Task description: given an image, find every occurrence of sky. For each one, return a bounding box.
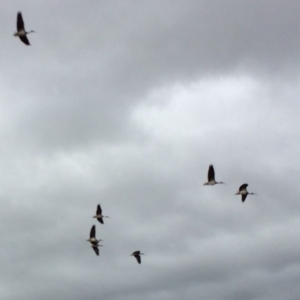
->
[1,1,300,299]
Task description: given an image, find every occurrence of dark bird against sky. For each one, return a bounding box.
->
[93,204,110,224]
[131,251,144,264]
[86,225,102,245]
[203,165,224,186]
[235,184,256,202]
[14,12,35,45]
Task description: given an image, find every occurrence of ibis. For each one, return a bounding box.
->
[204,165,224,185]
[235,184,256,202]
[86,225,102,246]
[14,12,35,45]
[93,204,110,224]
[131,251,144,264]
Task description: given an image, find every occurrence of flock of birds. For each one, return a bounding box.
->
[87,204,144,263]
[13,11,146,264]
[204,165,256,202]
[13,12,256,263]
[85,164,255,260]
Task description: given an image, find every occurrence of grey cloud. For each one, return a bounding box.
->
[1,1,300,300]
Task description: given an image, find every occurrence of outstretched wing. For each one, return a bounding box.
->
[134,254,141,264]
[239,184,248,192]
[97,217,104,224]
[90,225,96,238]
[242,194,247,202]
[19,35,30,45]
[92,245,99,256]
[17,12,25,31]
[208,165,215,182]
[96,204,102,215]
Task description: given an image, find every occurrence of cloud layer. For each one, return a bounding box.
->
[1,1,300,300]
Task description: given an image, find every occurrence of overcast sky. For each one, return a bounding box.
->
[1,1,300,299]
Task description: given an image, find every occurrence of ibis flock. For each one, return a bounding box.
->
[87,204,146,263]
[205,165,256,202]
[13,12,257,263]
[87,166,255,260]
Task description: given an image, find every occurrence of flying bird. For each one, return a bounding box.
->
[203,165,224,185]
[86,225,102,245]
[93,204,110,224]
[235,184,256,202]
[131,251,144,264]
[14,12,35,45]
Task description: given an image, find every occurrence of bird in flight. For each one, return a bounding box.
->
[235,184,256,202]
[86,225,103,245]
[14,12,35,45]
[203,165,224,185]
[93,204,110,224]
[131,251,144,264]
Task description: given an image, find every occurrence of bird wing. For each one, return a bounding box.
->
[19,35,30,45]
[92,246,99,256]
[97,217,104,224]
[17,12,25,31]
[208,165,215,181]
[97,204,102,215]
[134,254,141,264]
[90,225,96,238]
[239,184,248,191]
[242,194,247,202]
